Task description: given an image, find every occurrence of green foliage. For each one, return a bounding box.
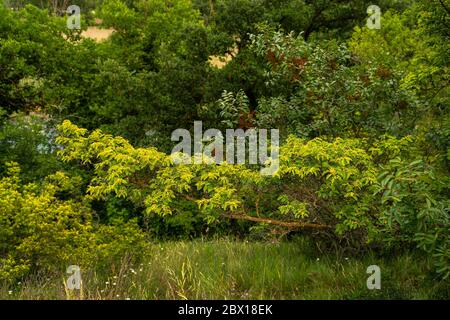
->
[217,90,251,128]
[247,25,425,139]
[0,162,147,282]
[56,120,449,278]
[201,0,405,44]
[349,5,449,159]
[278,136,379,235]
[1,0,449,284]
[374,158,449,278]
[0,113,60,181]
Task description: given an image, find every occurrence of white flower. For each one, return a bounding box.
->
[8,291,12,295]
[316,258,320,261]
[113,282,116,286]
[105,281,110,285]
[126,298,131,300]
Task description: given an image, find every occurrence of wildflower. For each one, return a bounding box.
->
[113,282,117,286]
[8,291,12,295]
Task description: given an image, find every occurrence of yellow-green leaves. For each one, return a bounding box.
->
[57,120,170,203]
[278,195,309,219]
[0,161,148,282]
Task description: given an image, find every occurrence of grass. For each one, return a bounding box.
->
[1,238,448,300]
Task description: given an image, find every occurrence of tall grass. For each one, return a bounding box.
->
[1,238,448,300]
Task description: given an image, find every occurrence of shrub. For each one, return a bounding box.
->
[374,158,449,279]
[0,162,148,282]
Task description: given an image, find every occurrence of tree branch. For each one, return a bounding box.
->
[223,213,331,230]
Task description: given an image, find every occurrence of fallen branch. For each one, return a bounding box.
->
[182,194,331,230]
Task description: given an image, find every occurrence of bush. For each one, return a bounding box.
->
[0,162,148,282]
[0,113,61,181]
[374,158,449,279]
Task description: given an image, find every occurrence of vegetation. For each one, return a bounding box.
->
[0,0,448,299]
[2,239,449,300]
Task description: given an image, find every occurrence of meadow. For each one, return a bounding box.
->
[1,239,448,300]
